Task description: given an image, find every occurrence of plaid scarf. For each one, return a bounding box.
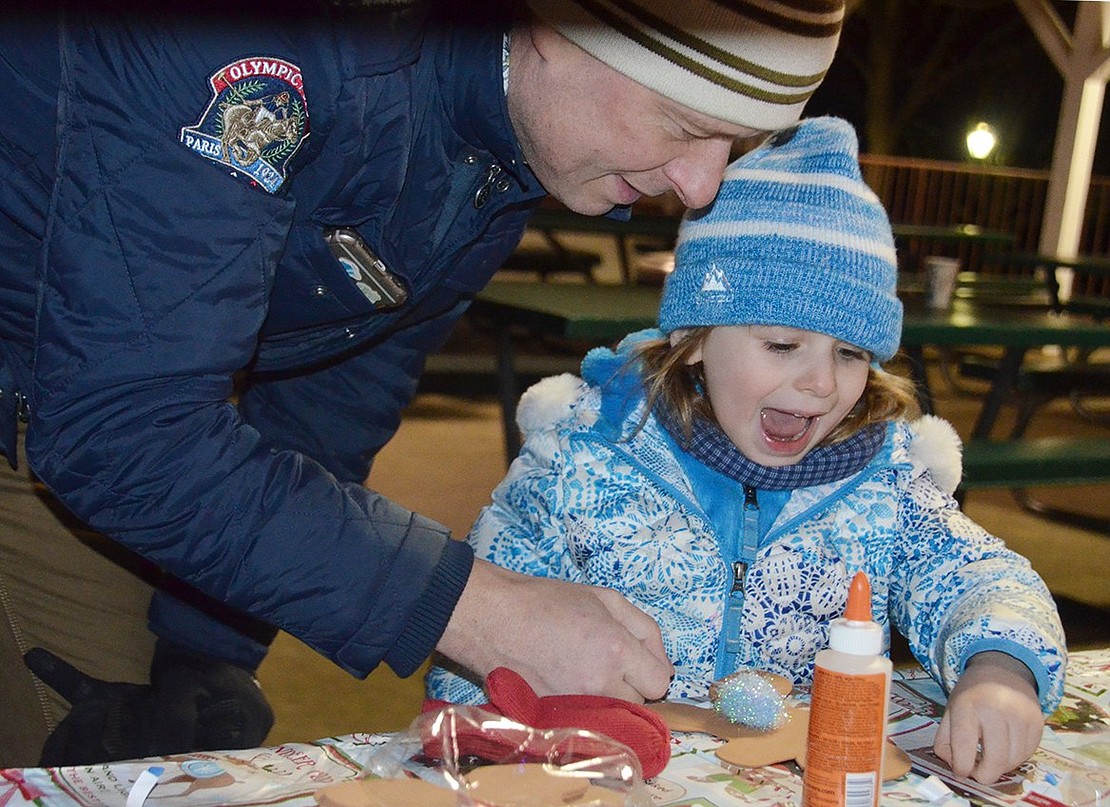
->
[656,405,886,491]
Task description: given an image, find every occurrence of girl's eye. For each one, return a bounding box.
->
[765,342,796,354]
[838,347,868,361]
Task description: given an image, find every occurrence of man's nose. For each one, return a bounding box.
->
[663,138,733,210]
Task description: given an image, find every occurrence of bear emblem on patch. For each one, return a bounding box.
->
[179,56,309,193]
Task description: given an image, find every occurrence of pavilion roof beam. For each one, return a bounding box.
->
[1014,0,1110,289]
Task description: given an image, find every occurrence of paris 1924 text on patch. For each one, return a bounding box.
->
[179,56,309,193]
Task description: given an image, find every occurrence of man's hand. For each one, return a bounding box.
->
[933,651,1044,784]
[25,642,274,766]
[437,560,673,702]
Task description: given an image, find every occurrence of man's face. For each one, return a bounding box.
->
[508,23,761,216]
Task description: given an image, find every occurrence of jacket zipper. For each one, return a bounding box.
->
[719,484,760,678]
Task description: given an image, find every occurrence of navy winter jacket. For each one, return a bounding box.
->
[0,2,543,676]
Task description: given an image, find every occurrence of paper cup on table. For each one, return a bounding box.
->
[924,256,960,309]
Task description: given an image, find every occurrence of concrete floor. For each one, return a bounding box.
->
[255,340,1110,746]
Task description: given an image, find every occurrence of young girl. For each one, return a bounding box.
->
[427,117,1066,784]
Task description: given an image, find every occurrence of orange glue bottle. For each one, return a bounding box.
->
[802,571,891,807]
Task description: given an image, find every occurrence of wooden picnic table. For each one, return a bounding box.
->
[981,251,1110,318]
[523,207,681,283]
[526,216,1016,252]
[891,222,1016,247]
[521,212,1020,282]
[891,223,1017,276]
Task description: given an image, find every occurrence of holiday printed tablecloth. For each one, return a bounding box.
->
[3,649,1107,807]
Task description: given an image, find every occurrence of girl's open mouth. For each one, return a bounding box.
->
[761,408,816,447]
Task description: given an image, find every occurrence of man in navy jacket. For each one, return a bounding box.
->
[0,0,844,764]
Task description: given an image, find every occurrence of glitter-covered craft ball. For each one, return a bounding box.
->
[713,671,789,731]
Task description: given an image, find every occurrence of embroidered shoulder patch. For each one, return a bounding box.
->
[179,56,309,193]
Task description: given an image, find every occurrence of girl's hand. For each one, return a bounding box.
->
[933,651,1044,783]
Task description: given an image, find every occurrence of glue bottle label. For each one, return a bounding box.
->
[803,667,887,807]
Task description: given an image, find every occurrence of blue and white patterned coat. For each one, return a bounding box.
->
[427,331,1066,712]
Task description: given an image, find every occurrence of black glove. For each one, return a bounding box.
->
[24,641,275,766]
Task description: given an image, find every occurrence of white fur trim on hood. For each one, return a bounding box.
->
[908,414,964,495]
[516,373,583,437]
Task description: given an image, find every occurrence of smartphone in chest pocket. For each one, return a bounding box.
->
[324,227,408,310]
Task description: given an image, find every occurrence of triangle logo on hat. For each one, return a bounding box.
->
[701,264,729,293]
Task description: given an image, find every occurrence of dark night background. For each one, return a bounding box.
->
[802,0,1110,175]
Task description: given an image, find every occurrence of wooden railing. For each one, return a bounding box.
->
[859,154,1110,281]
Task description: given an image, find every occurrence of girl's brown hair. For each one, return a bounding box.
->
[634,328,920,446]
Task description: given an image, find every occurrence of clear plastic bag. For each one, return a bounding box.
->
[1054,762,1108,807]
[359,704,651,806]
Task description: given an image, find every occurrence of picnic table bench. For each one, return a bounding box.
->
[959,437,1110,532]
[960,437,1110,488]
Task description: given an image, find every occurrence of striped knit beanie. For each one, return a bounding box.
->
[658,116,902,362]
[524,0,845,129]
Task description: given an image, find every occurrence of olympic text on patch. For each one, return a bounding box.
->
[180,57,309,193]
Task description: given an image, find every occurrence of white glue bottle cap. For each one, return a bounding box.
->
[829,572,883,656]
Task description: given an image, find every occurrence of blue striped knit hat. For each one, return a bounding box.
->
[658,116,902,362]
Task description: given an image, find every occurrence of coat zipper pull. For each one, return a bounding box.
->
[473,163,509,209]
[731,560,747,593]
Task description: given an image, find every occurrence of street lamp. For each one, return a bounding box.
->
[966,122,997,161]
